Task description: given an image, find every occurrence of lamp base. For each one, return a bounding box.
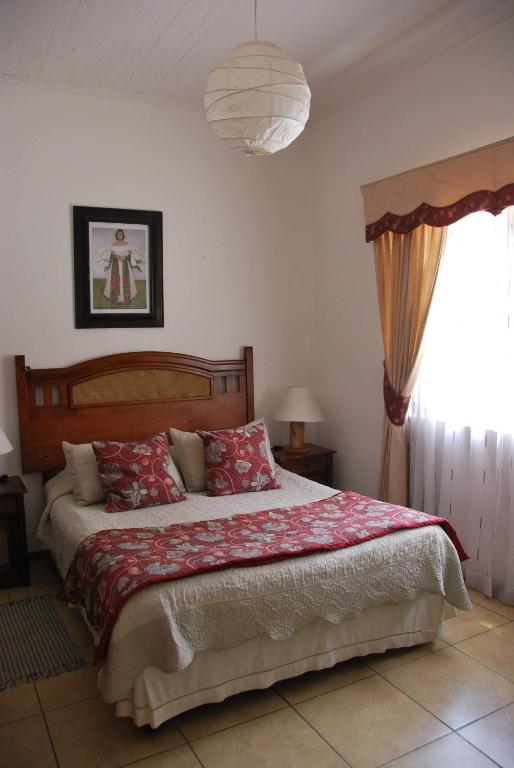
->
[284,421,308,453]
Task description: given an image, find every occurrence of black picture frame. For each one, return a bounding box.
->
[73,206,163,328]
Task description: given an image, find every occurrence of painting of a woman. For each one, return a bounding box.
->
[103,228,142,306]
[75,206,162,327]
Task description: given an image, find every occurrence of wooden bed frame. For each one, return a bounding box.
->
[15,347,254,474]
[14,346,458,729]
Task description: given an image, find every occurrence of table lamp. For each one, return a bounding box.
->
[0,427,13,483]
[273,386,324,453]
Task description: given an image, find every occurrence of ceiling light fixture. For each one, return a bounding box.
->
[204,0,311,156]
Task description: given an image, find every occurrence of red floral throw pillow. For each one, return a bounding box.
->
[197,424,281,496]
[92,433,186,512]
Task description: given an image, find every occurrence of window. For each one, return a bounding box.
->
[410,207,514,602]
[415,206,514,433]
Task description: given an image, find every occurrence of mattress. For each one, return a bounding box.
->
[40,468,471,705]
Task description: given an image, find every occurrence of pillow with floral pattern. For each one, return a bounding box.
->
[197,425,281,496]
[92,433,186,512]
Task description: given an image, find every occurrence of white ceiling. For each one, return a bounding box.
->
[1,0,512,112]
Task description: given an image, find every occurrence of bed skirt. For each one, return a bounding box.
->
[110,591,450,727]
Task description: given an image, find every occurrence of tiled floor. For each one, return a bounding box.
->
[1,564,514,768]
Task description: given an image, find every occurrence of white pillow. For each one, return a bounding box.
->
[170,418,276,494]
[63,441,105,506]
[63,440,185,505]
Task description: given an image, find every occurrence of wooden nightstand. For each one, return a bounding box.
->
[0,476,29,588]
[272,444,336,486]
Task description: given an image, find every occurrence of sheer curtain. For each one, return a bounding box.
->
[410,206,514,604]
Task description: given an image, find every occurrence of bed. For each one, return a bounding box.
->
[15,347,471,728]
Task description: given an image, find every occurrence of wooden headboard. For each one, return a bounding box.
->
[15,348,254,474]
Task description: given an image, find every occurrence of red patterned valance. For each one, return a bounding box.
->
[361,136,514,243]
[383,365,410,427]
[366,183,514,242]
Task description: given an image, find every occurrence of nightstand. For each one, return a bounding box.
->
[272,444,336,486]
[0,476,29,587]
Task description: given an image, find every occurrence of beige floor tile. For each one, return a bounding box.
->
[440,604,509,644]
[57,606,94,646]
[46,696,184,768]
[365,639,447,673]
[0,682,40,726]
[36,666,99,711]
[177,688,287,740]
[383,646,514,728]
[78,643,96,665]
[385,732,498,767]
[457,622,514,681]
[460,702,514,767]
[54,597,78,614]
[192,707,349,768]
[296,675,448,768]
[468,589,514,620]
[0,713,57,767]
[276,658,375,704]
[29,559,62,586]
[125,744,203,767]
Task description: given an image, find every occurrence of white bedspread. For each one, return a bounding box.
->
[39,469,471,701]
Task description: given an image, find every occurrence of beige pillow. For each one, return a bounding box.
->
[170,428,206,492]
[170,418,275,493]
[62,441,105,506]
[64,440,185,505]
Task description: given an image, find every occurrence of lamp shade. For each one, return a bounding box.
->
[0,428,13,456]
[204,41,311,156]
[273,387,324,423]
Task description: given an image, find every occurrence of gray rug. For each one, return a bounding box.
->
[0,595,85,689]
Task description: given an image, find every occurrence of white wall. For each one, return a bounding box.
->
[310,19,514,497]
[0,82,316,549]
[3,17,514,549]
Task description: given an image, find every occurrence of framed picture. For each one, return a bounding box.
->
[73,206,163,328]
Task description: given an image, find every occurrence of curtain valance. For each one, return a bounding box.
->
[361,136,514,242]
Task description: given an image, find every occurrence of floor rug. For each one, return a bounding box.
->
[0,595,85,688]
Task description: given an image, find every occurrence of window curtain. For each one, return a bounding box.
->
[374,225,446,504]
[362,135,514,505]
[411,207,514,603]
[411,418,514,604]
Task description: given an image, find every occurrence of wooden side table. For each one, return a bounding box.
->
[0,476,29,587]
[272,444,336,486]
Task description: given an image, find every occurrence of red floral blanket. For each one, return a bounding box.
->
[59,491,467,662]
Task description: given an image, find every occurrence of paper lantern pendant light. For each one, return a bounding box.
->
[204,13,310,157]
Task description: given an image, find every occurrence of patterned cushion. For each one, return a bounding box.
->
[170,419,276,493]
[92,433,186,512]
[197,424,281,496]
